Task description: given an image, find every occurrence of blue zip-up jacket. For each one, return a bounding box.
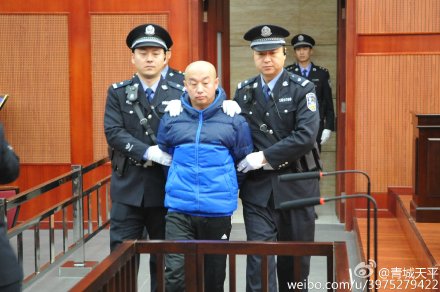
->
[157,87,253,217]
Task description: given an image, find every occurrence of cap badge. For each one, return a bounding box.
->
[261,26,272,37]
[298,35,304,41]
[145,25,155,36]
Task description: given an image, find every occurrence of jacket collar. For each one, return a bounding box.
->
[181,87,226,119]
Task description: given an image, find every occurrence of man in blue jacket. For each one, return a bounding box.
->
[156,60,253,292]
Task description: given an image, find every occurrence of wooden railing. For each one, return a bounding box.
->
[71,240,351,292]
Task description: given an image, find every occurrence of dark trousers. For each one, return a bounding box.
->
[110,202,167,292]
[242,200,315,292]
[316,121,324,152]
[164,212,232,292]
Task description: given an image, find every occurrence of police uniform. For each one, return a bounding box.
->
[235,25,321,292]
[286,34,335,150]
[162,66,184,85]
[0,124,23,292]
[104,23,184,292]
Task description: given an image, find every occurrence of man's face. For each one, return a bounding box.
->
[131,47,166,79]
[253,47,286,81]
[184,62,219,110]
[294,46,313,63]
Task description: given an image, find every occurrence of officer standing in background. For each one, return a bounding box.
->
[0,123,23,292]
[234,25,322,291]
[162,48,184,85]
[286,34,335,151]
[104,23,184,291]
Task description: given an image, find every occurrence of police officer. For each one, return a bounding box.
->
[162,48,184,85]
[234,24,322,292]
[0,123,23,292]
[104,23,185,291]
[286,34,335,151]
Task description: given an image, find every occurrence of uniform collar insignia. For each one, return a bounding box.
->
[282,81,288,86]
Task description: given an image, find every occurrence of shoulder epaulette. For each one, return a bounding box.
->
[289,74,310,87]
[237,76,258,90]
[285,64,295,71]
[112,79,132,89]
[166,80,186,91]
[173,69,184,75]
[317,65,329,72]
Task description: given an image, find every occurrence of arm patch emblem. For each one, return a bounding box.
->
[306,93,317,112]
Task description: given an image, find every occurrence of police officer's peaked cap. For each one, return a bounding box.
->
[291,34,315,49]
[243,24,290,52]
[126,24,173,51]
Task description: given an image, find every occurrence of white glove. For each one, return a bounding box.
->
[222,100,241,117]
[320,129,332,145]
[146,145,172,166]
[164,99,183,117]
[237,151,267,173]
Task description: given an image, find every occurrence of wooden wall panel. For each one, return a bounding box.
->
[358,34,440,55]
[91,14,170,160]
[355,55,440,192]
[357,0,440,34]
[0,0,200,221]
[0,14,71,163]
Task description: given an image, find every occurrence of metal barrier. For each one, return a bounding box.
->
[0,157,111,288]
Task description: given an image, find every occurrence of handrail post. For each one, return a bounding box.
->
[59,164,98,277]
[0,198,6,227]
[72,164,85,265]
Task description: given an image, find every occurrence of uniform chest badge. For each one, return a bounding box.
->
[306,93,317,112]
[279,97,292,103]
